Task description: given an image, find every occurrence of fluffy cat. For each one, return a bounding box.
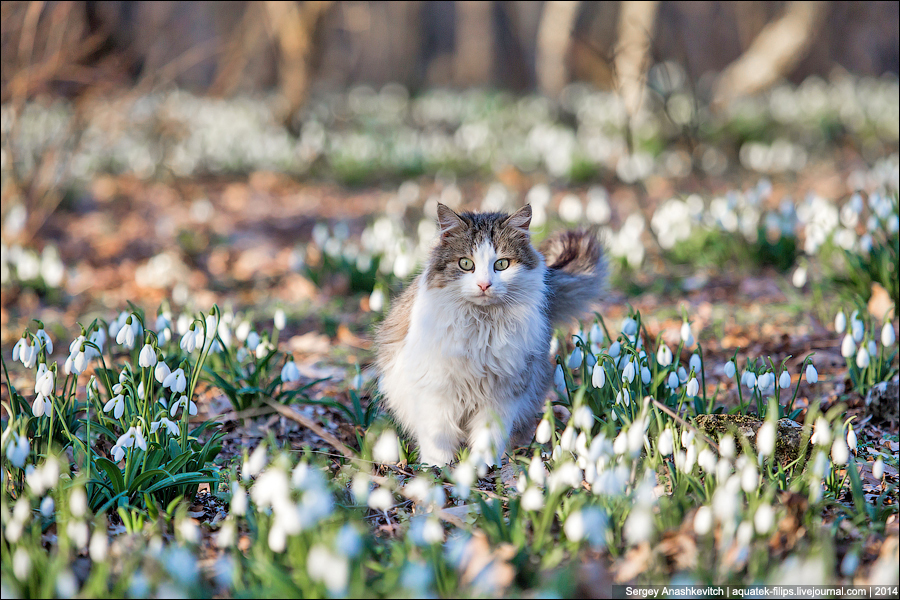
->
[375,203,606,466]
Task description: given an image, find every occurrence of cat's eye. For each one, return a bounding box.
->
[494,258,510,271]
[459,257,475,271]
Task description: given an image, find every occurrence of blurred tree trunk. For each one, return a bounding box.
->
[614,0,659,117]
[264,0,333,119]
[535,0,580,98]
[454,0,493,86]
[712,1,828,109]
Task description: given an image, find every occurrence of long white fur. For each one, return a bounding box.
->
[379,241,552,465]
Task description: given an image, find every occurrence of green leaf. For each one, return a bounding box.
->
[94,457,125,493]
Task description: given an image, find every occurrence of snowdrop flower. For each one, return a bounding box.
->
[35,365,55,397]
[65,343,88,375]
[689,353,702,374]
[779,370,791,389]
[535,418,552,444]
[622,317,638,336]
[831,435,849,466]
[757,421,776,458]
[658,428,674,456]
[683,444,697,474]
[35,329,53,354]
[573,405,594,431]
[138,344,157,368]
[847,425,857,454]
[155,361,171,384]
[680,321,694,347]
[13,335,33,365]
[741,462,758,492]
[554,364,566,395]
[873,458,884,480]
[307,545,349,595]
[32,394,52,418]
[281,360,300,383]
[567,346,584,369]
[112,427,147,461]
[720,435,736,460]
[163,368,187,394]
[656,344,673,367]
[624,504,654,545]
[882,323,896,347]
[560,425,577,452]
[169,395,198,418]
[274,309,286,330]
[622,360,636,383]
[850,316,864,343]
[103,394,126,420]
[841,334,856,358]
[686,377,700,397]
[521,486,544,511]
[698,448,717,474]
[89,529,109,562]
[855,346,870,369]
[805,363,818,384]
[255,339,274,360]
[230,483,248,516]
[373,430,400,464]
[615,388,630,406]
[742,371,757,390]
[368,487,394,511]
[180,325,200,353]
[867,339,877,358]
[640,365,651,385]
[9,433,30,468]
[693,506,713,536]
[150,417,180,436]
[243,445,267,480]
[810,417,831,447]
[592,364,606,388]
[608,341,621,357]
[666,371,679,389]
[724,360,736,378]
[834,311,846,334]
[677,366,688,383]
[590,322,604,344]
[754,504,775,534]
[69,487,87,518]
[116,316,139,349]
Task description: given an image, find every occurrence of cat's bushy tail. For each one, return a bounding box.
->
[540,230,607,326]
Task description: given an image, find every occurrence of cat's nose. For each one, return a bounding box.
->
[477,281,492,292]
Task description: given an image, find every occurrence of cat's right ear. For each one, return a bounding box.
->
[437,203,465,239]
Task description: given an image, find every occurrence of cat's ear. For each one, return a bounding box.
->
[437,203,465,239]
[502,204,532,233]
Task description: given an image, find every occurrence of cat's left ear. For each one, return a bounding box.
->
[502,204,532,234]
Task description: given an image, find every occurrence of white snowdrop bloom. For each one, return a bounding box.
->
[855,346,870,369]
[204,313,220,344]
[693,506,713,536]
[666,371,679,389]
[111,427,146,462]
[834,311,847,334]
[230,484,248,516]
[589,322,604,345]
[681,429,695,448]
[867,339,877,358]
[564,509,586,542]
[850,317,864,343]
[741,462,758,493]
[243,445,267,480]
[613,430,628,456]
[698,448,716,474]
[621,317,638,336]
[169,395,197,418]
[779,370,791,389]
[608,341,621,357]
[560,425,577,453]
[69,487,87,518]
[527,454,546,485]
[757,421,776,458]
[274,309,286,331]
[116,317,139,349]
[520,486,544,511]
[138,344,157,368]
[680,321,694,346]
[757,372,774,392]
[683,444,697,474]
[882,323,896,347]
[373,430,400,464]
[792,265,807,288]
[624,504,654,545]
[12,336,31,365]
[640,365,651,385]
[154,361,171,384]
[368,288,385,312]
[719,434,736,460]
[40,496,55,518]
[689,353,702,374]
[724,360,736,379]
[656,344,673,367]
[592,364,606,389]
[150,417,180,437]
[622,360,636,383]
[452,460,476,499]
[754,503,775,534]
[34,366,54,397]
[658,428,674,456]
[103,394,126,420]
[367,487,394,511]
[280,360,300,383]
[245,331,260,351]
[831,435,849,466]
[89,529,109,562]
[742,371,757,389]
[178,518,200,544]
[677,366,688,383]
[686,377,700,397]
[535,418,552,444]
[615,388,630,406]
[13,547,31,580]
[66,344,88,375]
[567,346,584,369]
[573,405,594,431]
[810,417,831,447]
[805,363,818,384]
[163,368,187,394]
[32,393,52,418]
[307,545,349,595]
[256,339,275,360]
[873,458,884,480]
[554,364,567,396]
[180,326,200,353]
[841,425,857,459]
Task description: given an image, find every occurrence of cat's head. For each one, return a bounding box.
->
[425,204,542,305]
